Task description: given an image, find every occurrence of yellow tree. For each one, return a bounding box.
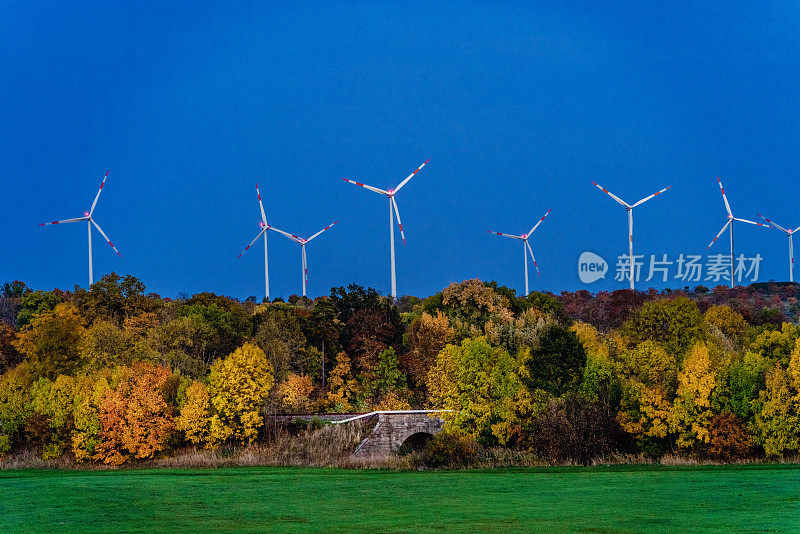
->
[177,381,215,448]
[669,343,716,452]
[207,343,274,444]
[326,352,357,411]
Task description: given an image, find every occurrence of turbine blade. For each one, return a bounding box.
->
[392,197,406,244]
[756,214,789,233]
[734,217,768,227]
[631,185,671,208]
[527,209,552,237]
[487,231,523,240]
[256,183,267,224]
[237,227,267,258]
[707,220,732,249]
[306,220,339,242]
[394,159,430,192]
[717,177,733,216]
[39,217,87,226]
[526,240,540,274]
[89,170,109,216]
[268,226,304,243]
[591,181,630,207]
[90,219,121,256]
[341,178,389,195]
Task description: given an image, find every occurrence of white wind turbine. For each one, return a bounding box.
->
[237,183,272,301]
[487,209,551,296]
[592,181,670,290]
[270,221,339,297]
[342,159,429,300]
[756,214,800,283]
[707,177,767,288]
[39,171,121,287]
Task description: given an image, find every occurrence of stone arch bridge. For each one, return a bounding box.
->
[271,410,447,457]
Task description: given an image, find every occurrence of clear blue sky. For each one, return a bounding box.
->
[3,3,800,299]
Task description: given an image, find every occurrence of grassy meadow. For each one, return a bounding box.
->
[1,464,799,532]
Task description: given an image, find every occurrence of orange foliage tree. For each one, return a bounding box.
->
[93,363,174,465]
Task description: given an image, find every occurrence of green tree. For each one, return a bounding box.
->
[523,325,586,396]
[0,363,33,456]
[427,337,524,446]
[16,290,62,328]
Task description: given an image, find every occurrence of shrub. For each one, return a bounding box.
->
[706,413,751,461]
[416,431,483,468]
[528,394,624,465]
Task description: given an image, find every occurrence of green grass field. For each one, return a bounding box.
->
[1,464,799,533]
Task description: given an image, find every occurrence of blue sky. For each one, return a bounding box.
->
[3,2,800,299]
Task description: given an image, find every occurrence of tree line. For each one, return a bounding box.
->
[1,275,799,465]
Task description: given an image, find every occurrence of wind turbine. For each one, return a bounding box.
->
[237,183,271,301]
[487,209,551,296]
[270,221,339,297]
[342,159,429,300]
[707,177,767,288]
[39,171,121,287]
[592,181,670,290]
[756,214,800,283]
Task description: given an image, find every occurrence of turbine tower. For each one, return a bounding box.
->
[756,214,800,283]
[592,181,670,290]
[342,160,429,300]
[487,209,551,296]
[237,183,271,301]
[270,221,339,297]
[39,170,121,287]
[707,177,767,288]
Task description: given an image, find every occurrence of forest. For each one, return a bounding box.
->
[1,274,799,466]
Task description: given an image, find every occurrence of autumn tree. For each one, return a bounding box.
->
[753,340,800,457]
[75,273,149,325]
[14,303,87,378]
[325,352,357,411]
[93,363,175,465]
[176,381,214,447]
[206,343,274,444]
[31,375,78,459]
[669,343,717,453]
[403,311,453,392]
[279,373,315,412]
[622,296,704,356]
[0,323,21,373]
[704,305,749,349]
[71,372,110,461]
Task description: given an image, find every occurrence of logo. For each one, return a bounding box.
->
[578,252,608,283]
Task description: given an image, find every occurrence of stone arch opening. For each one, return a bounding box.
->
[399,432,434,453]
